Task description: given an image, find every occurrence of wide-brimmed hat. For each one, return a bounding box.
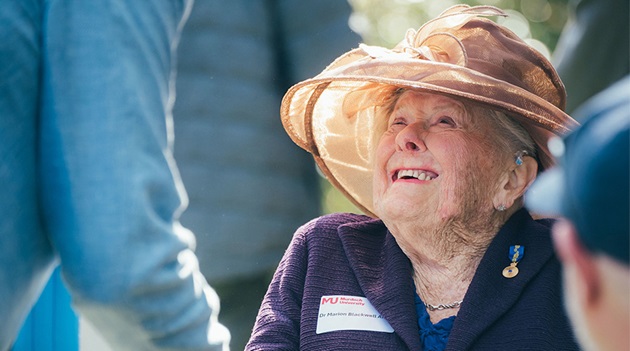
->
[281,4,579,217]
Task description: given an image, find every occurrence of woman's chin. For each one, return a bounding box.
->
[376,197,440,224]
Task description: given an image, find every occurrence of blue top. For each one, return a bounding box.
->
[414,293,456,351]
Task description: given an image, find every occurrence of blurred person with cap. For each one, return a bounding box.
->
[526,75,630,351]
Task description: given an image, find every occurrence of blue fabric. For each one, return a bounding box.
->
[414,293,455,351]
[0,0,229,349]
[13,268,78,351]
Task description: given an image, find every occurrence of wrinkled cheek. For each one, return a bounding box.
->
[372,143,394,202]
[372,177,385,209]
[436,179,461,220]
[372,166,393,216]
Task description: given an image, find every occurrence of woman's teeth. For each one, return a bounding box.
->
[397,169,434,181]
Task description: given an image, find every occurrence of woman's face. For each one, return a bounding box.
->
[372,91,508,226]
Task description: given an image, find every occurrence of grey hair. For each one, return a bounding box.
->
[474,106,538,162]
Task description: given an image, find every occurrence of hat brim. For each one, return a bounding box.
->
[281,53,578,216]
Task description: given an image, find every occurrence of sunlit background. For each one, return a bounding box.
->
[321,0,571,214]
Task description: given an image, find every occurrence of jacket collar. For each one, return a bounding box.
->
[338,218,422,350]
[337,209,554,351]
[447,209,555,350]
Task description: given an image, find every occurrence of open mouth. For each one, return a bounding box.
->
[393,169,439,182]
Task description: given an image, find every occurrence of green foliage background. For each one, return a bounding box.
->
[321,0,571,215]
[348,0,570,50]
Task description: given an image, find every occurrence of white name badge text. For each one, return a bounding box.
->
[316,295,394,334]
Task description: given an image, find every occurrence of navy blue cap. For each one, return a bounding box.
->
[525,76,630,264]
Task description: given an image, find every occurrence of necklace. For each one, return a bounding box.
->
[424,300,463,311]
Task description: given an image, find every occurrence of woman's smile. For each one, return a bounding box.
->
[373,90,500,222]
[392,169,439,182]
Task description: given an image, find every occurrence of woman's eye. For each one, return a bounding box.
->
[437,116,456,126]
[390,118,406,127]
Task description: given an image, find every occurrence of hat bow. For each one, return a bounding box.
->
[359,5,508,67]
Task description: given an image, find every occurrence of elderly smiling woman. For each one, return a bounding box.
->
[246,5,580,351]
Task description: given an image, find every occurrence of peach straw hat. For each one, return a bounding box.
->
[280,4,579,217]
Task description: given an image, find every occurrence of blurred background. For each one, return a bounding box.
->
[21,0,623,350]
[350,0,568,55]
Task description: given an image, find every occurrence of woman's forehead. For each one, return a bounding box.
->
[394,91,465,112]
[392,91,471,122]
[391,90,504,132]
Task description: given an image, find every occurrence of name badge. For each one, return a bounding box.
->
[316,295,394,334]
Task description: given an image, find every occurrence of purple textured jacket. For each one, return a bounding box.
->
[246,209,579,350]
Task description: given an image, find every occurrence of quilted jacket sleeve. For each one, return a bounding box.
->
[245,220,314,350]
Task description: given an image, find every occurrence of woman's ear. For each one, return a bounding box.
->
[493,155,538,210]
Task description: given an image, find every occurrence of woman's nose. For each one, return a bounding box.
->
[395,123,427,152]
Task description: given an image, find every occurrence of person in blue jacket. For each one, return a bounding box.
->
[247,5,581,350]
[0,0,229,349]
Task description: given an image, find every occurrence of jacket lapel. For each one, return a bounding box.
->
[339,219,423,351]
[336,209,554,350]
[446,209,555,350]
